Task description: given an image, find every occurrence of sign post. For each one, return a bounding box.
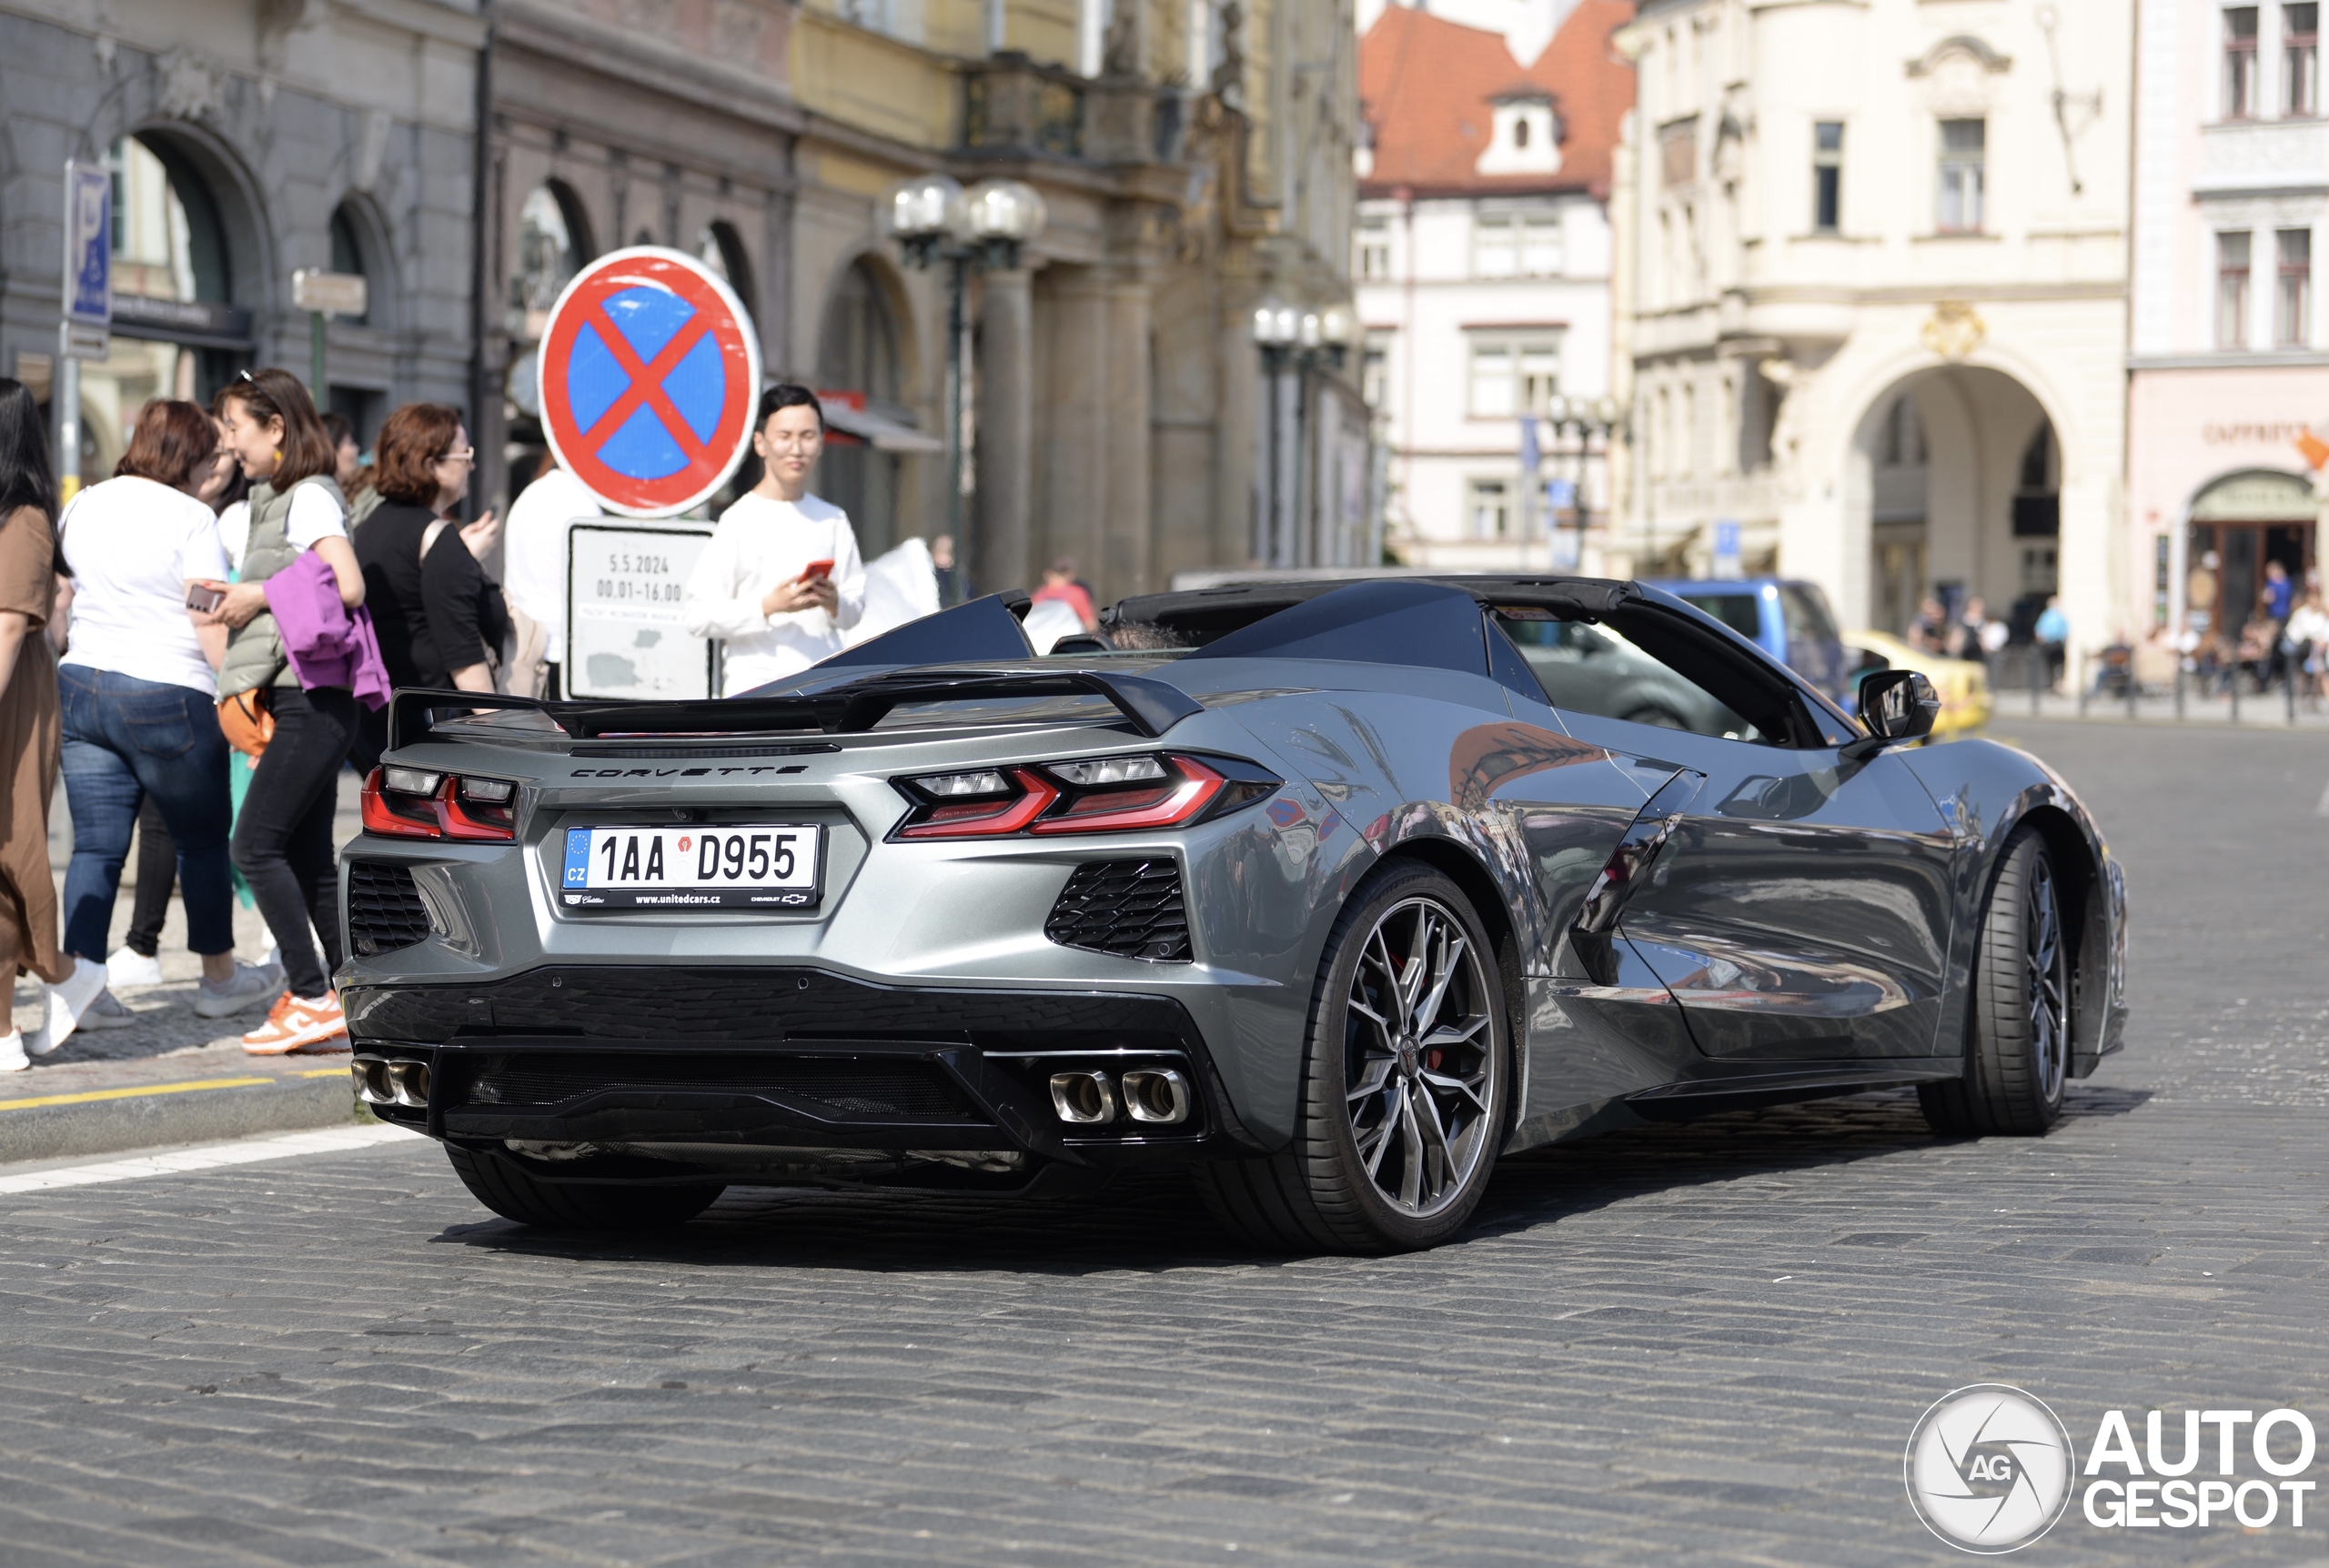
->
[291,268,368,403]
[58,159,112,505]
[535,246,761,697]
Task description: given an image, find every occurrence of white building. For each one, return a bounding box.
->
[2128,0,2328,652]
[1614,0,2131,664]
[1356,0,1634,568]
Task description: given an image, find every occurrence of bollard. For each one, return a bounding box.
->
[2289,661,2299,726]
[2174,660,2185,720]
[2127,658,2139,720]
[2031,649,2042,718]
[2231,668,2241,724]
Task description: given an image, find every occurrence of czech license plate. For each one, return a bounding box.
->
[561,825,822,910]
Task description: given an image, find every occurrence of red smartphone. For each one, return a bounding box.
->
[185,583,227,614]
[795,558,835,584]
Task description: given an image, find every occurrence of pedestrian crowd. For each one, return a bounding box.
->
[0,373,918,1071]
[0,367,524,1070]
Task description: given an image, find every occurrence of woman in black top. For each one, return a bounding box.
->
[349,403,504,772]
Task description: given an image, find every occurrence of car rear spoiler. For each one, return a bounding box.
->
[384,667,1205,751]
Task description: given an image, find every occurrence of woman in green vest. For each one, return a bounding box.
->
[193,369,366,1054]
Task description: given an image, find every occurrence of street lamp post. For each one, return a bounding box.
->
[1249,297,1354,567]
[1537,393,1626,571]
[881,173,1046,595]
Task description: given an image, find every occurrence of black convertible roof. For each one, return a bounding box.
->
[1106,574,1638,644]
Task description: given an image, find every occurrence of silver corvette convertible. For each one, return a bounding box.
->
[340,577,2128,1253]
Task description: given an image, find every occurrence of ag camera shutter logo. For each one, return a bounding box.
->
[1905,1384,2075,1553]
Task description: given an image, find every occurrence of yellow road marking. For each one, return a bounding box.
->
[0,1067,351,1111]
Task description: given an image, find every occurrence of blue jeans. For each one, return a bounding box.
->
[59,666,236,961]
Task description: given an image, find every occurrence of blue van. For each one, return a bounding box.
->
[1641,578,1850,703]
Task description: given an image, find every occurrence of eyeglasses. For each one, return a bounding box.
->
[436,447,477,465]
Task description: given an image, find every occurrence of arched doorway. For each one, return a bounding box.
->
[2185,469,2315,643]
[1849,366,2060,647]
[66,132,252,474]
[815,256,906,551]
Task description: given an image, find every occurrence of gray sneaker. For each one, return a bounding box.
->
[194,960,287,1019]
[74,990,140,1030]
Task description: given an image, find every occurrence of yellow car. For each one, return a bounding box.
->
[1843,630,1992,741]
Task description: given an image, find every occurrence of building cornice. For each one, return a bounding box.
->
[2129,351,2329,370]
[495,1,804,134]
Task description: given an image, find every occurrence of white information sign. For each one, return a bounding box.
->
[565,521,715,700]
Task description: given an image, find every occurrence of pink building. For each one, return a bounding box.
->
[2131,0,2329,647]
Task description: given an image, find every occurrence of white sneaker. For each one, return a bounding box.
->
[106,947,166,989]
[29,956,108,1057]
[0,1030,26,1071]
[193,960,285,1019]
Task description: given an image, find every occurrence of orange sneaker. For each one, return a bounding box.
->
[241,990,348,1054]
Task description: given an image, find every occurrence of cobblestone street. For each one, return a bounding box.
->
[1,719,2322,1566]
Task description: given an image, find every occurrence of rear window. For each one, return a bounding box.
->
[1777,584,1840,647]
[1677,591,1762,641]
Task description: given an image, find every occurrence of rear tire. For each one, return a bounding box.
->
[1919,828,2072,1137]
[1194,861,1510,1253]
[445,1145,725,1231]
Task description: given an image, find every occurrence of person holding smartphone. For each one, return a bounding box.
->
[681,384,865,697]
[50,398,283,1030]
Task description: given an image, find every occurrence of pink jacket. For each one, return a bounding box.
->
[264,548,394,710]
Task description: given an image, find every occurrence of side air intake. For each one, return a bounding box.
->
[1044,859,1192,962]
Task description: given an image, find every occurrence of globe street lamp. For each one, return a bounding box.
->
[882,173,1047,590]
[1250,295,1356,567]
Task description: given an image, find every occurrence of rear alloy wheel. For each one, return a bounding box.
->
[1919,828,2072,1137]
[1194,861,1509,1253]
[445,1145,725,1231]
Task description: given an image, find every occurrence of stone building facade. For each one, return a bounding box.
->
[0,0,483,472]
[1613,0,2131,667]
[2128,0,2329,650]
[483,0,1360,603]
[1354,0,1632,570]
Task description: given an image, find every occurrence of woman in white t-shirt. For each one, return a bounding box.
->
[681,385,866,697]
[55,399,280,1027]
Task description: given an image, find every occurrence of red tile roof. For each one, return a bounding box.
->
[1358,0,1636,199]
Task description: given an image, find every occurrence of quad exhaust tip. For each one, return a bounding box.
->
[1049,1070,1115,1124]
[1047,1066,1189,1126]
[353,1056,430,1109]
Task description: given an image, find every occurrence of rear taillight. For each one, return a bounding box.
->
[891,753,1275,840]
[359,767,518,842]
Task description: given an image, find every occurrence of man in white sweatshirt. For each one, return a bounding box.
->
[681,384,867,696]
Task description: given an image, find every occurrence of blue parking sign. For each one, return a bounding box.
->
[63,161,110,329]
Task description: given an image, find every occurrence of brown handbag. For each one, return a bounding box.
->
[217,688,275,759]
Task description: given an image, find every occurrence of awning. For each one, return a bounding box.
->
[817,396,943,453]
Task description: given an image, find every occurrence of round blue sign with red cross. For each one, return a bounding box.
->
[538,247,762,518]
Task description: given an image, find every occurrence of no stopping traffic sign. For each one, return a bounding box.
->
[538,247,762,518]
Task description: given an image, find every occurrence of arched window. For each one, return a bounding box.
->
[697,222,757,319]
[818,258,903,404]
[515,182,591,321]
[71,133,241,469]
[815,257,907,550]
[328,202,375,326]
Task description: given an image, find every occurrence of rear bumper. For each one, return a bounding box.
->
[341,965,1269,1180]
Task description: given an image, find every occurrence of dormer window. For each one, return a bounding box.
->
[1477,89,1563,176]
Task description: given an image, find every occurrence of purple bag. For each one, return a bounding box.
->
[264,548,394,710]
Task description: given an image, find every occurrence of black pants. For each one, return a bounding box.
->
[126,796,175,958]
[229,685,359,998]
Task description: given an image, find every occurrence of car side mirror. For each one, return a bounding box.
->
[1846,668,1941,758]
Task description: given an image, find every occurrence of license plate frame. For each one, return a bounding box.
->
[560,823,824,910]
